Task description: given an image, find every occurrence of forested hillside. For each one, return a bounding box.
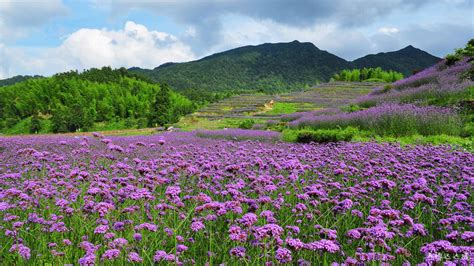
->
[131,41,350,94]
[131,41,441,94]
[0,75,42,87]
[0,67,194,134]
[352,45,441,76]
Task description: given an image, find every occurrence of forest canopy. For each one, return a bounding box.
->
[0,67,195,134]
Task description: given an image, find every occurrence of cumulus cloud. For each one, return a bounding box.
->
[0,21,195,78]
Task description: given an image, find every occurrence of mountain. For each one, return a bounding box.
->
[0,75,43,87]
[131,40,350,93]
[352,45,441,76]
[131,41,441,93]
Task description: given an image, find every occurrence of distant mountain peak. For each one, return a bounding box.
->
[399,45,421,52]
[352,45,441,76]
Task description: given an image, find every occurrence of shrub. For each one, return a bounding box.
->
[295,127,357,143]
[238,119,255,129]
[29,115,41,134]
[382,84,392,93]
[341,104,362,113]
[445,54,461,66]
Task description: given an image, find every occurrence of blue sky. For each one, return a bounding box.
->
[0,0,472,78]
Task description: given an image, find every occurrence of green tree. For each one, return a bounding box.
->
[149,84,172,127]
[29,114,41,133]
[51,108,68,133]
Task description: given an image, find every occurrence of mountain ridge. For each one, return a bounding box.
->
[0,41,441,92]
[130,41,441,93]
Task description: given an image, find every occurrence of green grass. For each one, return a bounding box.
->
[175,117,268,131]
[264,102,298,115]
[90,120,129,132]
[1,117,53,135]
[354,134,474,151]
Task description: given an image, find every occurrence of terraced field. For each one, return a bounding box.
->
[276,82,384,111]
[176,82,384,130]
[195,94,275,119]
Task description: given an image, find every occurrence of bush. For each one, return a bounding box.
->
[445,54,461,66]
[341,104,362,113]
[29,115,41,134]
[295,127,357,143]
[238,119,255,129]
[382,84,392,93]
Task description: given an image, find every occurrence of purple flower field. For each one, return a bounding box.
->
[289,103,462,136]
[0,132,473,265]
[356,57,474,107]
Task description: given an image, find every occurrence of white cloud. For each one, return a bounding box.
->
[378,27,400,35]
[0,21,196,78]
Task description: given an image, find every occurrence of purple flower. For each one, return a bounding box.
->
[108,238,128,249]
[79,254,96,265]
[9,244,31,260]
[346,229,362,239]
[254,224,284,240]
[153,250,175,262]
[305,239,340,253]
[461,231,474,242]
[275,247,292,264]
[101,249,120,261]
[94,225,109,234]
[176,244,188,253]
[135,223,158,232]
[112,221,125,231]
[229,246,246,258]
[191,221,205,232]
[286,237,305,250]
[133,233,142,241]
[165,186,181,197]
[239,213,258,227]
[127,252,143,263]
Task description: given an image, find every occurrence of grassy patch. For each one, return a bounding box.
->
[264,102,298,115]
[175,116,267,131]
[355,134,474,151]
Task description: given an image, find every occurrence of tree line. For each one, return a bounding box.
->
[332,67,404,82]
